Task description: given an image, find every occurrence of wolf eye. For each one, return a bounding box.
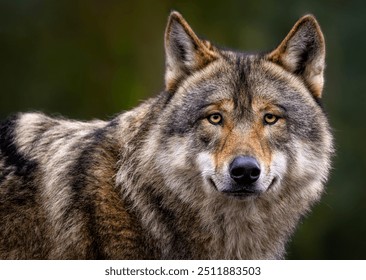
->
[208,113,223,125]
[264,114,279,125]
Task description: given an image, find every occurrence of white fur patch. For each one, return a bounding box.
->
[292,139,322,181]
[265,151,288,192]
[195,152,216,193]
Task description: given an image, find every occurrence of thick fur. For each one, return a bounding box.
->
[0,12,333,259]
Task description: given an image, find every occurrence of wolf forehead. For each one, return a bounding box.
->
[173,54,312,105]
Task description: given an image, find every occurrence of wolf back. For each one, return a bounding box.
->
[0,12,333,259]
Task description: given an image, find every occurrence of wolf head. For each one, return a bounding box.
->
[150,12,332,203]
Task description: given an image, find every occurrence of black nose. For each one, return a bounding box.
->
[229,156,261,185]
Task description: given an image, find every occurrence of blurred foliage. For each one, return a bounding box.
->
[0,0,365,259]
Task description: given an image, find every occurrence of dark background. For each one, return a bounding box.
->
[1,0,365,259]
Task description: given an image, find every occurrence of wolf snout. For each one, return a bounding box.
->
[229,156,261,185]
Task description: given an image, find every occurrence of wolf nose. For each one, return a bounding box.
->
[229,156,261,185]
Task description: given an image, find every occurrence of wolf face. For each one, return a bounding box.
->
[153,12,332,204]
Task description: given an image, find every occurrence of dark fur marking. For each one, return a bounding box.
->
[233,55,253,120]
[148,191,192,258]
[174,38,188,62]
[65,117,132,259]
[66,126,113,259]
[118,187,159,259]
[0,115,38,179]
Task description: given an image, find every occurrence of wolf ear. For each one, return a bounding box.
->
[268,15,326,99]
[164,11,218,91]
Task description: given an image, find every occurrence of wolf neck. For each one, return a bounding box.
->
[115,94,299,260]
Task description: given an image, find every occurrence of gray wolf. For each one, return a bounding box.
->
[0,11,333,259]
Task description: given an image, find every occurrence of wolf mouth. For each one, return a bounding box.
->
[209,177,277,197]
[208,178,258,197]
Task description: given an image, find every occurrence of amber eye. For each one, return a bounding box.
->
[264,114,279,125]
[208,113,223,125]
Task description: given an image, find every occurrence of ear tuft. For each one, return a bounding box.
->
[164,11,217,92]
[268,15,326,99]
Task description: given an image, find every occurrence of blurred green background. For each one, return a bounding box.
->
[1,0,365,259]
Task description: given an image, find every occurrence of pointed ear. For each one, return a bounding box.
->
[268,15,326,99]
[164,11,218,91]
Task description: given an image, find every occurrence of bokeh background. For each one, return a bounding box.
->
[1,0,365,259]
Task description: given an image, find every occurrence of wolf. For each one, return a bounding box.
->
[0,11,333,259]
